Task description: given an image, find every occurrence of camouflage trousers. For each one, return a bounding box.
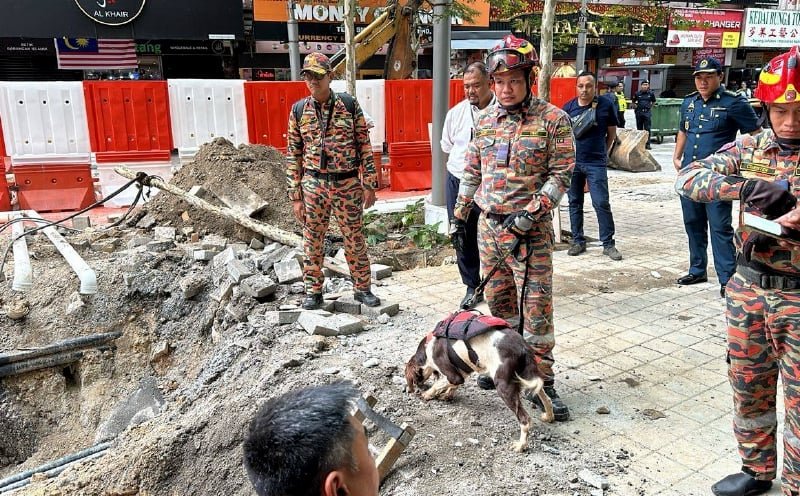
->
[477,214,555,381]
[726,273,800,493]
[300,176,371,294]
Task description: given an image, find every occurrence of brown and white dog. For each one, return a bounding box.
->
[405,326,555,452]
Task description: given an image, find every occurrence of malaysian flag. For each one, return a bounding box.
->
[55,38,138,70]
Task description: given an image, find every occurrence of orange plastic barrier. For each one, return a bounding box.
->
[449,79,463,109]
[245,81,309,149]
[385,80,434,144]
[549,77,577,110]
[13,164,95,212]
[0,170,10,211]
[83,81,173,163]
[0,116,6,159]
[388,141,431,192]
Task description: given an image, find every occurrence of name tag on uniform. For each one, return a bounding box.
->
[476,129,495,138]
[710,107,727,118]
[741,160,776,175]
[520,130,548,138]
[496,142,508,165]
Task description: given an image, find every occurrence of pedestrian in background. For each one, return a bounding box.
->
[675,46,800,496]
[452,35,574,421]
[562,71,622,261]
[672,57,760,297]
[738,81,753,99]
[441,61,496,309]
[243,382,379,496]
[632,80,657,149]
[615,82,627,129]
[287,52,381,310]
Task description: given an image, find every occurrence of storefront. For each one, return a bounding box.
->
[733,7,800,86]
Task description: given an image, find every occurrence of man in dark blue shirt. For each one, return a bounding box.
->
[632,80,657,149]
[563,71,622,261]
[672,57,760,297]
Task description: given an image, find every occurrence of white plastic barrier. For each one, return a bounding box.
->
[167,79,249,159]
[330,80,386,152]
[96,162,173,207]
[0,82,91,165]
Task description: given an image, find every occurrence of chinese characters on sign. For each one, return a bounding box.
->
[667,8,743,48]
[742,8,800,47]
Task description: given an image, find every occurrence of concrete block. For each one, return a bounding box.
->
[361,301,400,318]
[278,308,304,324]
[282,248,305,264]
[72,216,91,230]
[249,238,265,250]
[193,249,216,262]
[210,280,234,303]
[334,296,361,315]
[201,234,227,252]
[242,275,277,298]
[181,226,195,236]
[323,256,350,276]
[127,237,151,249]
[298,312,364,336]
[227,259,255,283]
[153,226,176,240]
[146,240,175,253]
[274,259,303,284]
[136,213,157,229]
[259,244,291,271]
[179,274,206,299]
[213,247,237,268]
[370,263,392,280]
[92,238,120,253]
[229,243,248,255]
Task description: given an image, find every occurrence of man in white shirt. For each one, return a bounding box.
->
[441,61,496,309]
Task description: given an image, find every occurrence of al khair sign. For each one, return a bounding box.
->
[74,0,146,26]
[667,8,743,49]
[742,8,800,48]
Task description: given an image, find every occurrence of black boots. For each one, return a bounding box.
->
[354,290,381,307]
[302,293,323,310]
[460,287,483,309]
[711,472,772,496]
[528,385,570,421]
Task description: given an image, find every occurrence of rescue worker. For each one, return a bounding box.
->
[451,35,575,421]
[673,57,760,298]
[632,80,656,149]
[675,46,800,496]
[287,53,381,310]
[441,61,496,309]
[615,82,627,129]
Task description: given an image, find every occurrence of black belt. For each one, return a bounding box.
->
[304,169,359,181]
[737,264,800,290]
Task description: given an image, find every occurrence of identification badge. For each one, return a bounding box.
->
[496,142,509,165]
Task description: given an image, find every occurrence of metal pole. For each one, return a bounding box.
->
[287,1,301,80]
[575,0,587,74]
[431,0,451,207]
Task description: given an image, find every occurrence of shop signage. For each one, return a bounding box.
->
[0,39,54,55]
[135,40,229,56]
[667,8,743,48]
[74,0,146,26]
[741,8,800,47]
[692,47,726,66]
[609,47,660,66]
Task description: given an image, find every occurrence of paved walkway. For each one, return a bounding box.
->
[380,137,785,495]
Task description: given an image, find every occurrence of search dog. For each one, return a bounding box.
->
[404,312,554,452]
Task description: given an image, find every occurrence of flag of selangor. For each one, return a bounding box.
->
[55,38,138,70]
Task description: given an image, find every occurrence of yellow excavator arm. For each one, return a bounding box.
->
[330,0,422,80]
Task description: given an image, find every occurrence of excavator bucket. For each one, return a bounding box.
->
[609,129,661,172]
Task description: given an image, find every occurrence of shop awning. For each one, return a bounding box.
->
[450,30,509,50]
[451,38,499,50]
[600,64,675,70]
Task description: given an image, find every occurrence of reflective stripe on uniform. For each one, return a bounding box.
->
[734,411,778,431]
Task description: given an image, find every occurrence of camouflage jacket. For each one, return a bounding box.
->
[453,97,575,221]
[675,130,800,275]
[286,92,378,201]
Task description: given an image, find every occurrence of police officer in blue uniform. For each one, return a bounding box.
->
[672,57,761,296]
[632,80,657,149]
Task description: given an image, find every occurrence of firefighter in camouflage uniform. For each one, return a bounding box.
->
[676,46,800,496]
[287,52,381,310]
[451,35,575,421]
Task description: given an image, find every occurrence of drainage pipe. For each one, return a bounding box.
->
[0,442,111,492]
[30,211,97,295]
[0,351,84,379]
[0,331,122,366]
[10,214,31,292]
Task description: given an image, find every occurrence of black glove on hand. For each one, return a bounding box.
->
[502,211,534,238]
[449,219,467,253]
[741,179,797,219]
[742,233,772,263]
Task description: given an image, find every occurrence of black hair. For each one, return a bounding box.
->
[243,382,359,496]
[464,61,489,79]
[576,70,596,82]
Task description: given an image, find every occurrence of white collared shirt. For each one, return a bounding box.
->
[440,94,496,179]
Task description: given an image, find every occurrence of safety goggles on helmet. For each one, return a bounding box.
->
[754,45,800,104]
[486,49,534,74]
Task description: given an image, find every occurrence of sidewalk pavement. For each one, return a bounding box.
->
[380,136,785,495]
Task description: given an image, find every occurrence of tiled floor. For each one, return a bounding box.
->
[380,137,786,495]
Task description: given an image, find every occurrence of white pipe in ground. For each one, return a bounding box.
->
[10,213,32,292]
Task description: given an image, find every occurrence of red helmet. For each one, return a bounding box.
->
[754,46,800,104]
[486,35,539,76]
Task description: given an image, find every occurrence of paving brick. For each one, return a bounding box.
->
[193,249,216,262]
[213,247,237,269]
[210,280,234,303]
[360,301,399,318]
[370,263,392,280]
[242,275,277,298]
[201,234,227,252]
[297,312,363,336]
[282,248,305,264]
[72,216,91,230]
[136,213,157,229]
[274,259,303,284]
[153,226,176,240]
[127,237,151,249]
[278,308,304,324]
[229,243,248,254]
[334,296,361,315]
[259,244,291,272]
[227,258,255,283]
[249,238,265,250]
[146,240,174,252]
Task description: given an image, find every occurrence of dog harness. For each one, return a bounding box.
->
[432,310,512,373]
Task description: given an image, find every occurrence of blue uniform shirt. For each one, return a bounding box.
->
[563,96,616,167]
[679,87,759,166]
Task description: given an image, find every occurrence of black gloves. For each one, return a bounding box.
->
[742,233,772,263]
[502,211,534,238]
[449,219,466,252]
[741,179,797,219]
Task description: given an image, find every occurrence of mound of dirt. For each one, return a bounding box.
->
[131,138,299,241]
